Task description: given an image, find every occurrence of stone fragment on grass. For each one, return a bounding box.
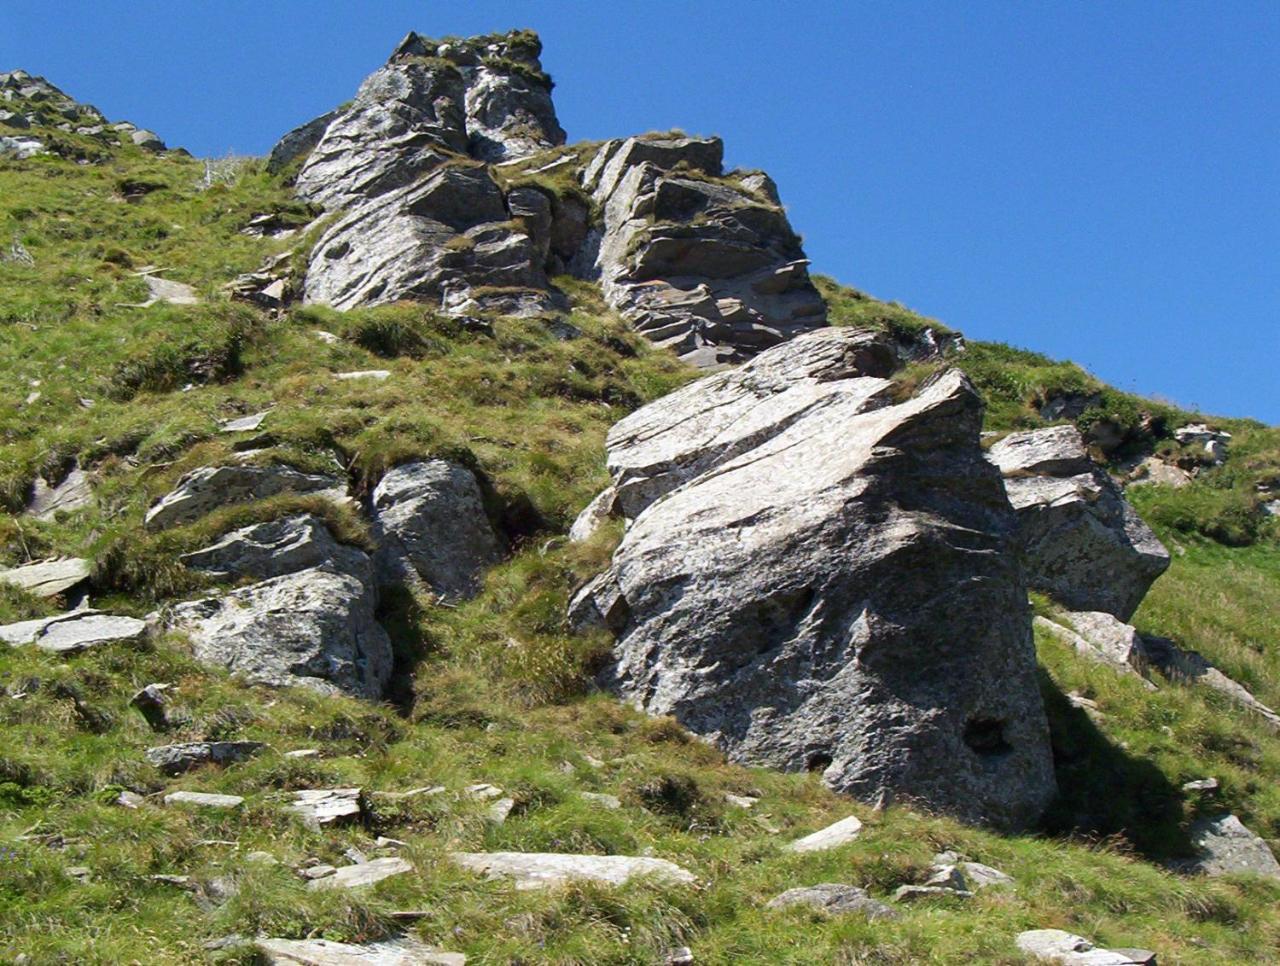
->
[26,466,93,520]
[334,369,391,381]
[143,275,199,306]
[0,557,90,598]
[0,611,146,653]
[287,788,363,828]
[144,463,342,531]
[1175,813,1280,880]
[785,815,863,853]
[307,856,412,891]
[450,851,696,889]
[257,936,465,965]
[581,792,622,810]
[1016,929,1155,964]
[146,741,265,775]
[164,791,245,810]
[220,411,270,433]
[765,883,898,919]
[129,683,172,730]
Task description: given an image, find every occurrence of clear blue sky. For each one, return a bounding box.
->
[9,2,1278,422]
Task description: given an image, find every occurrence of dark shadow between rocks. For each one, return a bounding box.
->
[1036,665,1192,861]
[376,582,432,715]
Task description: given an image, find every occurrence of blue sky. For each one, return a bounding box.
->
[8,2,1278,422]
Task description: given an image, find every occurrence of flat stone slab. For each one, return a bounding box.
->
[1016,929,1154,964]
[785,815,863,853]
[164,791,244,810]
[26,467,93,520]
[450,851,696,890]
[334,370,390,381]
[766,883,898,919]
[307,856,412,891]
[288,788,363,828]
[0,557,90,597]
[220,411,270,433]
[257,937,465,965]
[144,275,200,306]
[580,792,622,810]
[0,611,147,653]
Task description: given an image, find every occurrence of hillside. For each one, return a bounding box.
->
[2,36,1280,965]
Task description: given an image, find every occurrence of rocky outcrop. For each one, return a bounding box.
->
[370,460,502,601]
[571,329,1056,830]
[145,740,264,775]
[1,70,166,152]
[988,425,1169,619]
[765,884,898,919]
[582,134,827,366]
[166,515,391,698]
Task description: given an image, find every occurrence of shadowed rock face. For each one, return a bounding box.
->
[571,329,1056,830]
[988,425,1169,619]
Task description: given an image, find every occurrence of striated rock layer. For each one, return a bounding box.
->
[570,329,1056,829]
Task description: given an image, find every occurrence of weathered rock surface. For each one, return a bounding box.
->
[371,460,502,601]
[567,486,619,543]
[142,275,199,306]
[0,610,146,653]
[163,791,245,810]
[573,333,1056,829]
[582,134,827,365]
[765,883,898,919]
[1016,929,1155,965]
[288,788,364,828]
[450,851,696,889]
[1175,814,1280,880]
[1174,423,1231,462]
[989,425,1169,619]
[265,109,341,174]
[146,740,264,775]
[167,564,391,698]
[257,937,466,966]
[145,463,342,531]
[0,557,90,597]
[26,465,93,520]
[308,856,413,891]
[180,513,366,583]
[785,816,864,853]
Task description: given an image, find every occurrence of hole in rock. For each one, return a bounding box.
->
[963,716,1012,756]
[805,751,833,773]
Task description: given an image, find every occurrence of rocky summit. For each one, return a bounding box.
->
[1,25,1279,965]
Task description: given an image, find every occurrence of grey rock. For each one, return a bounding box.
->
[299,865,337,880]
[450,851,696,889]
[266,109,340,174]
[144,462,342,530]
[1127,456,1192,489]
[115,790,146,809]
[1016,929,1156,964]
[130,128,165,151]
[567,486,619,543]
[334,369,391,381]
[146,741,265,775]
[765,883,899,919]
[371,460,502,601]
[0,135,45,159]
[600,326,897,519]
[180,513,367,583]
[303,163,556,315]
[288,788,364,828]
[166,565,392,698]
[786,816,863,853]
[723,793,758,809]
[989,425,1169,619]
[583,135,827,365]
[576,345,1056,829]
[307,856,413,891]
[464,61,564,162]
[486,797,515,824]
[26,465,93,520]
[0,611,146,653]
[142,275,199,306]
[257,937,466,965]
[1034,613,1155,687]
[1174,422,1231,462]
[163,791,245,810]
[295,60,466,210]
[1176,814,1280,880]
[580,792,622,809]
[0,557,90,597]
[219,411,269,433]
[952,861,1014,890]
[129,683,172,730]
[1182,777,1219,794]
[665,948,695,966]
[892,884,972,902]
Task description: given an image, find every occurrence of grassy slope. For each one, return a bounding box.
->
[0,122,1278,962]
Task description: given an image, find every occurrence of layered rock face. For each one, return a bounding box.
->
[988,425,1169,619]
[581,135,827,366]
[286,31,823,361]
[570,329,1056,829]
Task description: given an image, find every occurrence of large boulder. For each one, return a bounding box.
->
[370,460,502,601]
[571,331,1056,829]
[166,516,391,697]
[1176,814,1280,880]
[581,135,827,366]
[988,425,1169,619]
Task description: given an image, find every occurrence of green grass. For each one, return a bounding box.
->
[2,84,1280,964]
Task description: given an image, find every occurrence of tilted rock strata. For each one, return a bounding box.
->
[572,329,1056,829]
[988,425,1169,619]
